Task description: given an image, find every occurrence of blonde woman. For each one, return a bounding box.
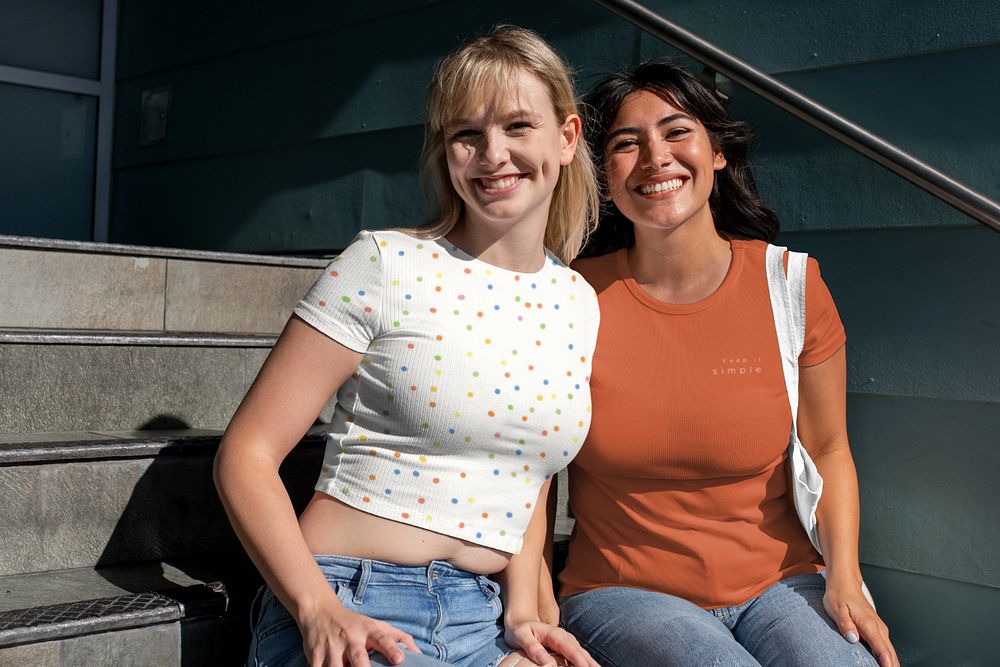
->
[215,26,600,667]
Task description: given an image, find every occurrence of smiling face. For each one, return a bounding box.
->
[443,69,579,236]
[604,90,726,236]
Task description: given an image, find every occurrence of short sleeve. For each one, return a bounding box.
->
[293,231,383,352]
[799,257,846,367]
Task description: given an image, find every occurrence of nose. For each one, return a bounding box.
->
[479,129,510,167]
[639,138,672,171]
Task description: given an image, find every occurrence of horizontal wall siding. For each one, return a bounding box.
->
[111,0,628,252]
[637,0,1000,72]
[783,227,1000,401]
[848,393,999,588]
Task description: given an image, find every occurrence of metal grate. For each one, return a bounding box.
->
[0,592,180,648]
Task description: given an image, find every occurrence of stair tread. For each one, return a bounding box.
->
[0,428,325,464]
[0,561,237,648]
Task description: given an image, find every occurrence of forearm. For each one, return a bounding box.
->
[537,478,560,625]
[811,444,863,585]
[214,443,341,621]
[498,479,553,627]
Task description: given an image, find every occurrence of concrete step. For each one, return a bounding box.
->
[0,561,252,666]
[0,234,326,335]
[0,329,290,432]
[0,430,324,578]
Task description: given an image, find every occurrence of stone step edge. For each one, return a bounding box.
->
[0,234,331,269]
[0,328,278,347]
[0,430,327,466]
[0,585,228,649]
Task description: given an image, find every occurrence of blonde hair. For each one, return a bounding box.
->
[416,25,598,264]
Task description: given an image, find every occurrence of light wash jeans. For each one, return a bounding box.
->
[248,555,513,667]
[559,573,878,666]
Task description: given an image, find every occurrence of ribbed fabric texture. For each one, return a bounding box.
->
[559,240,844,608]
[294,230,599,553]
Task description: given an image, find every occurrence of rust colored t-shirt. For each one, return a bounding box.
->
[560,240,846,609]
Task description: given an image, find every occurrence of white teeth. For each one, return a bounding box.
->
[639,178,684,195]
[481,176,519,190]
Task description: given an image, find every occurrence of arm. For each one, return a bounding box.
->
[496,479,597,667]
[537,476,561,626]
[214,317,416,667]
[798,346,898,667]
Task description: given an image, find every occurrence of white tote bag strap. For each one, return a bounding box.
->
[766,245,875,607]
[765,245,822,552]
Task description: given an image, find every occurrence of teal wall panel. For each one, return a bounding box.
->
[848,393,999,587]
[729,45,1000,231]
[636,0,1000,73]
[111,0,631,251]
[110,126,424,252]
[116,0,442,79]
[783,227,1000,401]
[860,564,998,665]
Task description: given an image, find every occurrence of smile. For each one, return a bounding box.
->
[637,178,684,195]
[478,175,523,193]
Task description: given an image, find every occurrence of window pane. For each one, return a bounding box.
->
[0,82,96,240]
[0,1,102,79]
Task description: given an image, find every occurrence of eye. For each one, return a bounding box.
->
[608,138,638,152]
[507,121,534,134]
[449,128,480,142]
[665,127,691,140]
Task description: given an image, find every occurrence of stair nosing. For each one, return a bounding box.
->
[0,432,325,466]
[0,234,332,268]
[0,328,278,347]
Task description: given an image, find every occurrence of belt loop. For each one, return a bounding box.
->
[354,560,372,604]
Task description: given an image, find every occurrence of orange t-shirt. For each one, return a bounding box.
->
[559,240,846,609]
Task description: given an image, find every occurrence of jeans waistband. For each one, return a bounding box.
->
[313,554,494,593]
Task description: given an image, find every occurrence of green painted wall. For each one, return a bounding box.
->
[112,1,999,663]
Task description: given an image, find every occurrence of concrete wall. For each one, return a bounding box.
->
[106,1,999,663]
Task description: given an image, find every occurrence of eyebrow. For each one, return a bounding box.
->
[606,113,694,143]
[447,109,544,128]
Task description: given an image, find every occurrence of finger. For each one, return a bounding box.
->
[515,630,551,666]
[370,632,406,665]
[396,630,420,654]
[854,613,896,667]
[346,640,373,667]
[534,630,588,667]
[831,604,860,644]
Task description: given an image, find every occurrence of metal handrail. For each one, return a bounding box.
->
[594,0,1000,233]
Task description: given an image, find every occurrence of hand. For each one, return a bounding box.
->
[504,621,599,667]
[298,602,420,667]
[823,579,898,667]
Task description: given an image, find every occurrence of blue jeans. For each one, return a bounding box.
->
[248,555,513,667]
[560,573,877,666]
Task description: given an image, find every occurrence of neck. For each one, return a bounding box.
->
[446,213,548,273]
[627,218,732,304]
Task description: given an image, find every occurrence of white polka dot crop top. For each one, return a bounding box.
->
[293,230,599,553]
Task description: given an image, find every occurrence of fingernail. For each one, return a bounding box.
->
[846,631,859,644]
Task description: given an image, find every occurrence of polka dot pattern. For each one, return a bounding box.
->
[294,230,599,553]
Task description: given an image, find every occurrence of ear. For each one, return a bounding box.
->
[713,149,727,171]
[559,113,582,166]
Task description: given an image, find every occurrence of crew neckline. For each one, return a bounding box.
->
[615,239,745,314]
[435,235,557,276]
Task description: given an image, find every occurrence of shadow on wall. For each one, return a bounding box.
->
[110,0,628,253]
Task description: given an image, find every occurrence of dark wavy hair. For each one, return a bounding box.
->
[580,61,779,256]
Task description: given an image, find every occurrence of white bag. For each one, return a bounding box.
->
[765,244,874,607]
